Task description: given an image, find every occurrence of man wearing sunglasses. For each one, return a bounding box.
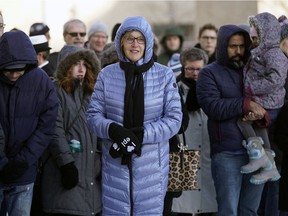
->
[48,19,87,69]
[63,19,87,48]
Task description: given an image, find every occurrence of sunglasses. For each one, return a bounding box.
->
[67,32,86,37]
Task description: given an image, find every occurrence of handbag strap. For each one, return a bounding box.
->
[178,126,188,152]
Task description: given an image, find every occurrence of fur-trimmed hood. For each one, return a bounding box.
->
[57,48,101,80]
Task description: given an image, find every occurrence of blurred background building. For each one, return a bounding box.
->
[1,0,288,52]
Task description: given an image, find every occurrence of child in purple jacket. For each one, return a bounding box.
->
[237,12,288,184]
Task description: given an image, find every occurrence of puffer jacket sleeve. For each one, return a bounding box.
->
[86,71,115,139]
[143,68,182,144]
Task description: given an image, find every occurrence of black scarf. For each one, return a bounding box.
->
[120,57,154,129]
[179,75,200,112]
[119,58,154,165]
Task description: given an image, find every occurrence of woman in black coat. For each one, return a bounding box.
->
[274,103,288,213]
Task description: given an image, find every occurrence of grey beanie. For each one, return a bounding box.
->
[88,21,108,39]
[57,45,84,66]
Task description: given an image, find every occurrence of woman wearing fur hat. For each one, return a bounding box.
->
[86,16,182,215]
[41,46,102,216]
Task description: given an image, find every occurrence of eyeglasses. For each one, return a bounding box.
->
[125,36,145,44]
[201,36,216,41]
[67,32,86,37]
[92,34,108,40]
[184,67,201,73]
[0,23,6,28]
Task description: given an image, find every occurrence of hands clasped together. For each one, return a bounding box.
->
[108,123,144,158]
[243,101,267,121]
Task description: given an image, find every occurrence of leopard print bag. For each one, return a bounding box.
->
[167,141,200,192]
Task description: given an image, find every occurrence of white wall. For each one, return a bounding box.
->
[1,0,288,52]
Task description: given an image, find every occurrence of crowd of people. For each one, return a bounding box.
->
[0,9,288,216]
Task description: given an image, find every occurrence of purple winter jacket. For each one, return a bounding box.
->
[244,12,288,109]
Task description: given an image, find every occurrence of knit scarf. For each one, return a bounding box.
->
[120,58,154,129]
[179,75,200,112]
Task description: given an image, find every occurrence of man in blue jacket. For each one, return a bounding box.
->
[197,25,266,215]
[0,30,58,216]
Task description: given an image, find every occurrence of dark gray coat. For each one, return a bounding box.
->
[41,49,102,215]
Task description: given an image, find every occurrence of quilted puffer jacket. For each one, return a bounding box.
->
[86,16,182,216]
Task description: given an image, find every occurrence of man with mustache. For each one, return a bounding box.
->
[197,24,266,215]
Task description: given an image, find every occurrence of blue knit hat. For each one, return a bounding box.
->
[167,53,182,77]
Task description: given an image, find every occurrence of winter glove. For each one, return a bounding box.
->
[108,123,141,156]
[1,160,28,183]
[60,162,79,189]
[130,127,144,156]
[109,142,122,158]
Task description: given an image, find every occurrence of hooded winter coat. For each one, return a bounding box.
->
[41,49,102,215]
[244,12,288,109]
[86,16,182,215]
[0,30,58,186]
[0,123,6,170]
[197,25,251,155]
[158,26,184,65]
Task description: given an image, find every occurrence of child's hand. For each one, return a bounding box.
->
[242,112,260,121]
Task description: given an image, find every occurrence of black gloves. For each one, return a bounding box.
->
[108,123,142,158]
[1,160,28,183]
[130,127,144,144]
[60,162,79,189]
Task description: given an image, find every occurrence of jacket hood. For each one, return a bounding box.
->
[57,49,101,80]
[216,25,251,66]
[57,45,84,67]
[115,16,154,64]
[0,30,38,71]
[101,42,118,68]
[249,12,281,50]
[161,26,184,53]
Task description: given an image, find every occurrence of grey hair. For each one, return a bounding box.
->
[180,47,209,65]
[63,19,86,35]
